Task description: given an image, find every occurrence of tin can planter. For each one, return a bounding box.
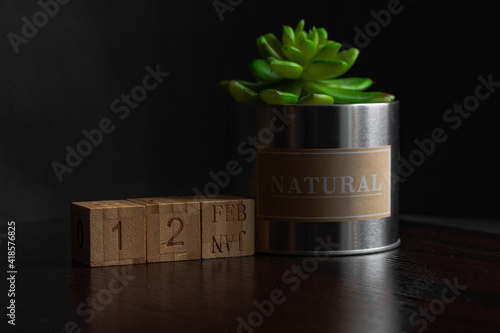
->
[230,101,400,255]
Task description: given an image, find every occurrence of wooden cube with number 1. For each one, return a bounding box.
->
[127,197,201,263]
[71,200,146,267]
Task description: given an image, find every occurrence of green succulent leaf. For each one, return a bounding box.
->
[305,81,395,103]
[219,79,232,94]
[228,81,261,104]
[249,59,283,83]
[294,20,305,40]
[282,45,305,65]
[317,28,328,46]
[266,57,303,80]
[298,39,318,64]
[315,77,373,91]
[257,33,285,60]
[220,79,245,94]
[334,48,360,73]
[312,41,342,61]
[259,89,299,105]
[297,93,334,105]
[302,59,348,80]
[282,25,295,46]
[307,27,319,45]
[296,31,307,47]
[220,79,282,94]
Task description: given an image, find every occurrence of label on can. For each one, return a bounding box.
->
[256,146,391,222]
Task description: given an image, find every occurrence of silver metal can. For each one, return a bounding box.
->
[229,101,400,255]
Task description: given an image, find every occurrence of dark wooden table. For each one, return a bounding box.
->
[2,217,500,333]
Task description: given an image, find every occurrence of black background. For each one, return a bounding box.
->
[1,0,499,223]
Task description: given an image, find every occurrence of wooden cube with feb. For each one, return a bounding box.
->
[71,200,146,267]
[127,197,201,263]
[196,195,254,259]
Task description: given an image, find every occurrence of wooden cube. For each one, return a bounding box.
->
[193,195,254,259]
[127,197,201,262]
[71,200,146,267]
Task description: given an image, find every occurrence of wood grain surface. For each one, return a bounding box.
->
[6,218,500,333]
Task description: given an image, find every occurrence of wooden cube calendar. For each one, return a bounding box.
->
[193,195,254,259]
[71,200,146,267]
[127,197,201,262]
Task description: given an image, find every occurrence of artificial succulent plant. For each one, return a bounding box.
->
[220,20,395,105]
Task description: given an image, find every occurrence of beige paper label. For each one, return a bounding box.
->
[256,146,391,222]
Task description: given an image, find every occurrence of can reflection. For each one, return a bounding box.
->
[315,249,403,333]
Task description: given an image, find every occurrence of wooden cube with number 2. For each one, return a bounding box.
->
[71,200,146,267]
[127,197,201,262]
